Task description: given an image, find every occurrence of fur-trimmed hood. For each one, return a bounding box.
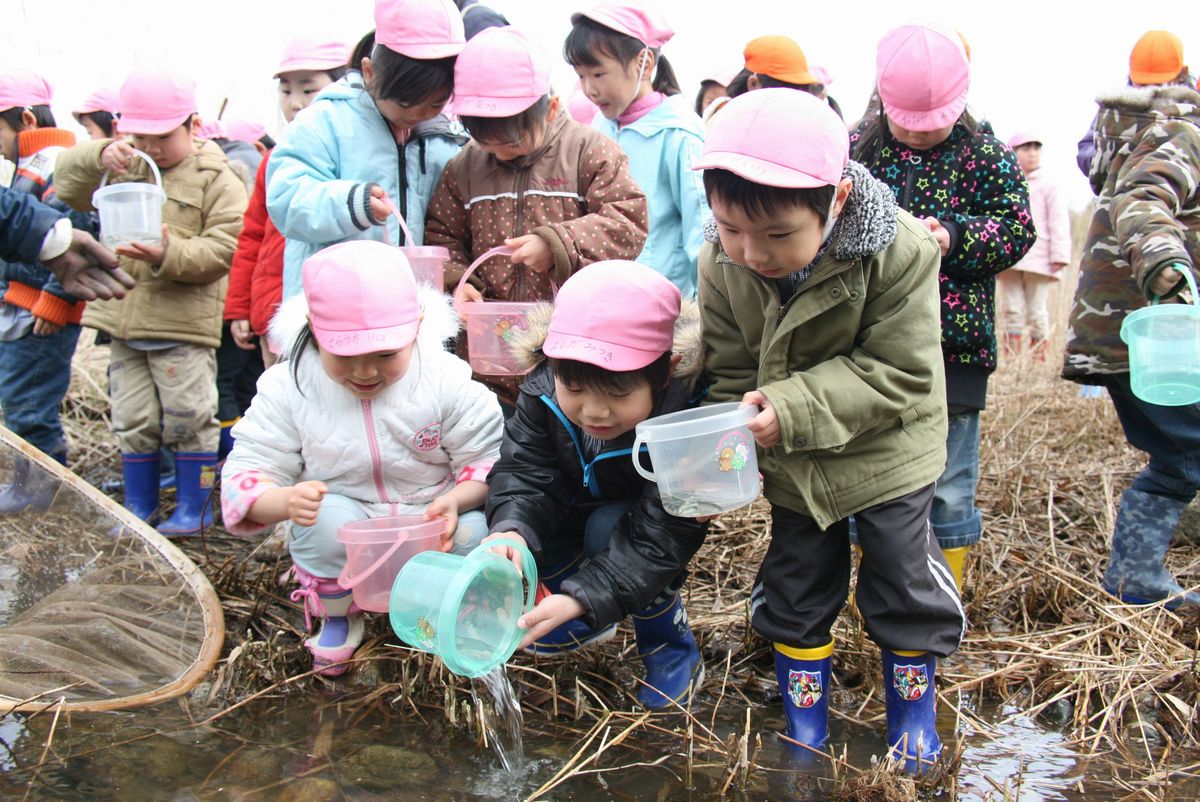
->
[702,160,899,262]
[267,286,461,359]
[505,297,704,390]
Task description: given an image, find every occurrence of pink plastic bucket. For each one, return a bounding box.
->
[454,246,546,376]
[336,516,444,612]
[381,200,449,290]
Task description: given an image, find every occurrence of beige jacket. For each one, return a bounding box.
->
[55,139,247,348]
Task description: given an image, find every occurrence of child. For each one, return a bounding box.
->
[267,0,468,303]
[851,23,1034,590]
[484,260,707,709]
[695,89,965,766]
[224,35,352,472]
[0,68,98,511]
[423,26,648,406]
[1062,30,1199,610]
[54,65,248,535]
[997,131,1071,359]
[221,241,504,675]
[564,1,709,297]
[71,88,119,141]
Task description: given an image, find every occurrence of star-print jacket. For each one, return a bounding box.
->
[851,121,1035,389]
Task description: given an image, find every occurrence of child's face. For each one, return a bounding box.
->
[362,57,450,130]
[0,111,34,162]
[886,118,954,152]
[572,49,648,120]
[130,119,198,170]
[554,376,654,441]
[474,101,556,163]
[1014,143,1042,174]
[319,343,415,400]
[278,69,336,124]
[710,182,850,278]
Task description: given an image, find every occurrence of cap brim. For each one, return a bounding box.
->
[542,331,661,371]
[692,150,832,188]
[115,113,192,136]
[311,321,419,356]
[379,41,466,60]
[881,88,968,133]
[453,95,541,118]
[274,60,350,79]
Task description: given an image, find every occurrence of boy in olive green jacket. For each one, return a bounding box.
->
[694,90,964,770]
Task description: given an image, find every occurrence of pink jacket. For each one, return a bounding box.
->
[1010,168,1071,278]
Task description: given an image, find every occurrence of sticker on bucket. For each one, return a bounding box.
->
[715,432,750,473]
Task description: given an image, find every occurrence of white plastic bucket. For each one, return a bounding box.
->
[632,402,760,517]
[91,149,166,250]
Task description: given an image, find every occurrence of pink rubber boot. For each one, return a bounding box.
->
[290,566,365,677]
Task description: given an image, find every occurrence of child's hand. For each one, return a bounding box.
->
[741,390,781,448]
[369,185,391,224]
[100,140,136,175]
[1150,265,1184,297]
[231,320,257,350]
[115,224,169,266]
[504,235,553,274]
[32,317,63,337]
[287,480,327,527]
[515,593,586,650]
[454,282,484,306]
[482,531,528,573]
[424,493,460,552]
[922,217,951,256]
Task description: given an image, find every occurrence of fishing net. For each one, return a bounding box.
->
[0,425,223,711]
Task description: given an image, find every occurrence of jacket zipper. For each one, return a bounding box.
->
[395,137,410,245]
[514,166,532,300]
[361,399,394,511]
[901,160,917,210]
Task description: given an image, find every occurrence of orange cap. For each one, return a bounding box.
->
[1129,30,1184,85]
[743,35,817,85]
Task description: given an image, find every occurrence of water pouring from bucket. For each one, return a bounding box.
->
[92,148,166,250]
[1120,264,1200,406]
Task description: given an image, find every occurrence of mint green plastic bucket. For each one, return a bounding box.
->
[1120,265,1200,406]
[389,538,536,678]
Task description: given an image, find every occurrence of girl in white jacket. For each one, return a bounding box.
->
[221,240,503,675]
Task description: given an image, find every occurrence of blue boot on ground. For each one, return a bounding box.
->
[121,452,161,523]
[633,594,703,709]
[1102,488,1200,610]
[882,649,942,772]
[158,452,218,536]
[774,641,832,754]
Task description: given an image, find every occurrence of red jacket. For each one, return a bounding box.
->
[225,153,284,337]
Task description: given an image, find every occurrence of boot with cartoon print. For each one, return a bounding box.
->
[882,649,942,772]
[633,594,703,709]
[290,566,365,677]
[774,641,832,754]
[1103,488,1200,610]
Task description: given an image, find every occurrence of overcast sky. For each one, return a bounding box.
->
[5,0,1188,209]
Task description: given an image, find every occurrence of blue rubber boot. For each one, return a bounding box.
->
[882,649,942,772]
[774,641,833,753]
[633,594,703,709]
[523,554,616,656]
[0,455,59,514]
[1103,488,1200,610]
[121,452,161,523]
[157,452,218,536]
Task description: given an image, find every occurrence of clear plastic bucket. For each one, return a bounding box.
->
[402,245,449,290]
[389,538,537,678]
[91,149,166,250]
[336,516,444,612]
[632,402,760,517]
[454,246,540,376]
[1120,265,1200,406]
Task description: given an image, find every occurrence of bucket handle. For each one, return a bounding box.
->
[452,245,517,309]
[339,528,433,590]
[98,148,163,190]
[631,432,655,483]
[380,197,416,247]
[1152,264,1199,306]
[469,536,538,618]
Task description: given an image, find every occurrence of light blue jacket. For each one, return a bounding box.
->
[595,93,709,297]
[267,75,467,300]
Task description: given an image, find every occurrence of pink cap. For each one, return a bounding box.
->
[876,23,970,133]
[71,87,118,123]
[1006,130,1042,149]
[693,89,848,188]
[275,34,353,78]
[566,80,600,123]
[0,68,52,109]
[810,65,833,87]
[374,0,466,59]
[223,116,268,144]
[544,261,680,371]
[117,65,197,136]
[196,118,226,139]
[302,241,421,357]
[571,1,674,49]
[453,27,550,117]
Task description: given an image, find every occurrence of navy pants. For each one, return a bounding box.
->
[0,324,80,459]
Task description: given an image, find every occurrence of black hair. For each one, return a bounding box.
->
[367,43,455,106]
[0,104,56,131]
[725,68,752,98]
[459,95,550,146]
[258,133,276,150]
[80,110,116,137]
[349,31,376,72]
[694,79,724,116]
[850,107,978,165]
[564,17,681,96]
[703,167,836,224]
[550,352,673,400]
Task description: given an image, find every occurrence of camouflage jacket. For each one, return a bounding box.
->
[1064,84,1200,380]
